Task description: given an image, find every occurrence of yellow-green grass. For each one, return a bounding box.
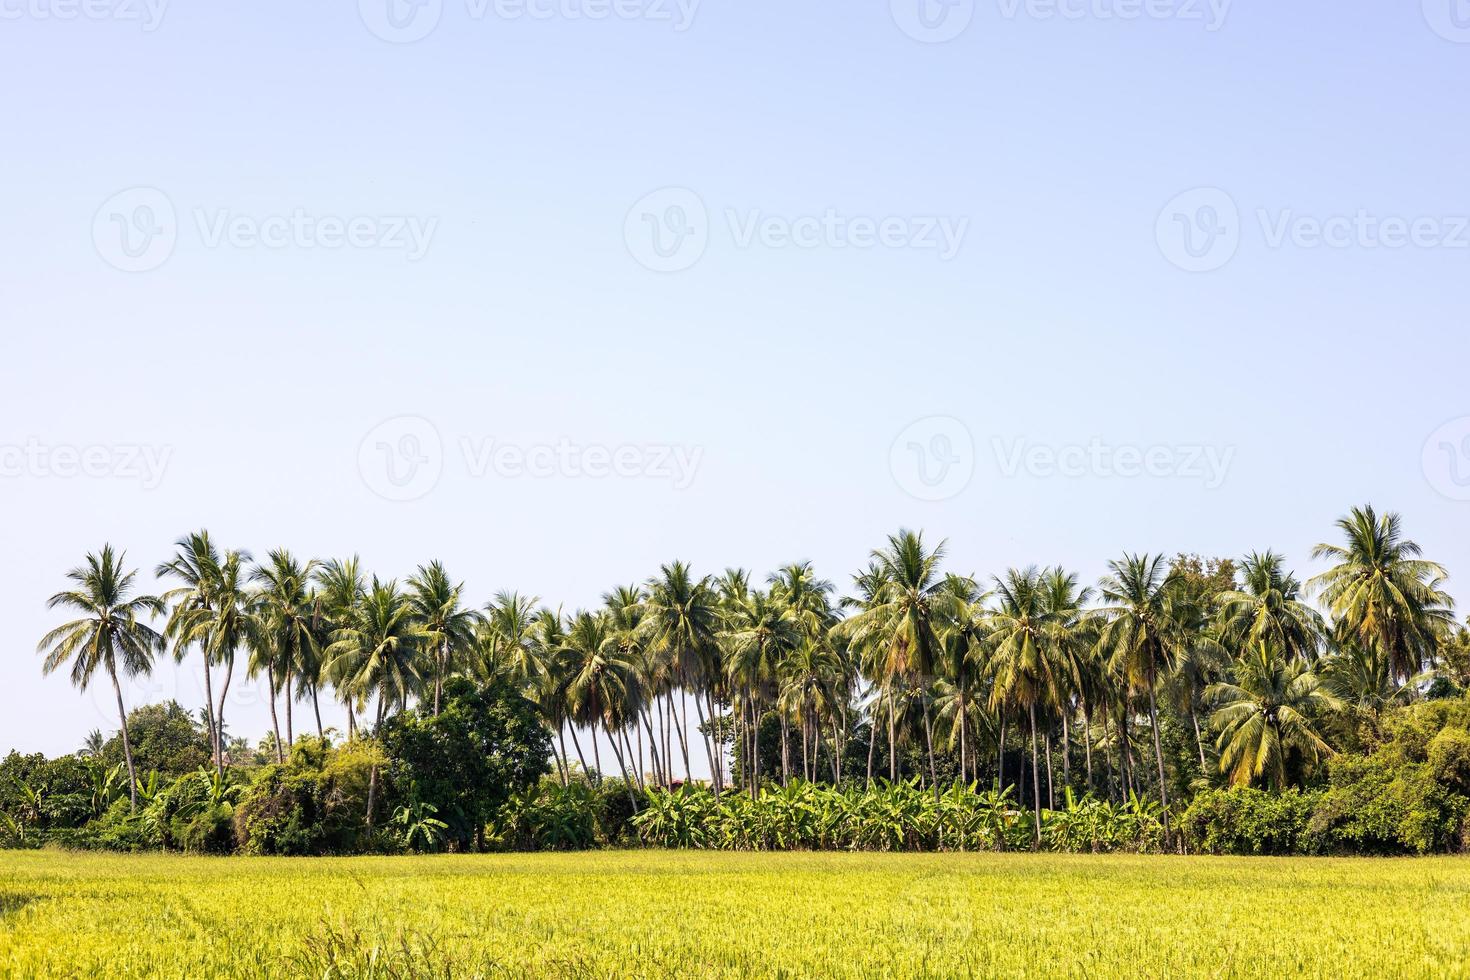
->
[1,850,1467,978]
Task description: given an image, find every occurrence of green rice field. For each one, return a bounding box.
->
[1,850,1467,978]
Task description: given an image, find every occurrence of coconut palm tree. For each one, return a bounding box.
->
[1205,642,1341,789]
[723,589,801,794]
[1039,567,1095,795]
[1217,551,1325,663]
[1094,553,1183,842]
[641,562,721,787]
[156,530,224,768]
[314,557,367,737]
[324,578,426,827]
[187,549,253,773]
[248,550,320,761]
[407,561,481,716]
[836,530,959,787]
[37,546,164,809]
[984,567,1063,842]
[556,610,636,788]
[1309,505,1455,681]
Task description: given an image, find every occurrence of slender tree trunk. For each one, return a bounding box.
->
[924,708,939,802]
[1029,702,1041,847]
[108,665,138,811]
[998,716,1007,792]
[1061,710,1071,792]
[1044,729,1055,810]
[693,690,717,790]
[312,685,324,741]
[1147,685,1171,844]
[365,693,384,831]
[200,654,218,771]
[675,690,691,782]
[284,667,294,748]
[557,728,571,785]
[591,724,604,785]
[958,691,968,785]
[607,727,639,809]
[549,732,567,785]
[707,690,724,793]
[865,713,877,789]
[568,724,590,782]
[216,660,234,775]
[1190,707,1208,771]
[780,714,790,785]
[888,700,897,782]
[1082,705,1095,795]
[830,715,842,783]
[799,708,809,781]
[751,697,762,797]
[267,665,284,764]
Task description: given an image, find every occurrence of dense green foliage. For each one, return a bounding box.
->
[14,505,1470,857]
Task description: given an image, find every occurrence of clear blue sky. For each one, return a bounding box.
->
[3,2,1469,764]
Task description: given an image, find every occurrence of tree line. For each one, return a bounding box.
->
[32,504,1466,850]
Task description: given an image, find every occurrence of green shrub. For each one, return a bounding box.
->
[1180,788,1322,855]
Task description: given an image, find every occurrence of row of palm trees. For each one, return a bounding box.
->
[36,506,1458,843]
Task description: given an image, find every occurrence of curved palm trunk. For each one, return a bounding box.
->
[200,654,218,771]
[888,700,897,782]
[924,708,939,801]
[267,664,284,764]
[1190,706,1207,770]
[283,668,294,748]
[1082,704,1095,795]
[692,691,717,791]
[865,713,876,789]
[108,664,138,810]
[1147,685,1171,845]
[567,724,590,781]
[780,714,790,785]
[312,685,324,741]
[997,716,1006,792]
[1028,702,1041,847]
[674,690,691,782]
[215,660,234,776]
[607,726,638,808]
[1060,711,1071,792]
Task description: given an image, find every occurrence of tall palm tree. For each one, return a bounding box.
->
[1039,567,1095,795]
[837,530,959,789]
[156,530,224,769]
[324,578,426,827]
[314,557,367,737]
[407,561,481,716]
[1094,553,1183,842]
[1309,505,1455,681]
[1206,642,1341,789]
[556,610,636,788]
[37,546,164,809]
[641,562,721,788]
[984,567,1062,841]
[723,589,801,794]
[1217,551,1325,663]
[248,550,320,762]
